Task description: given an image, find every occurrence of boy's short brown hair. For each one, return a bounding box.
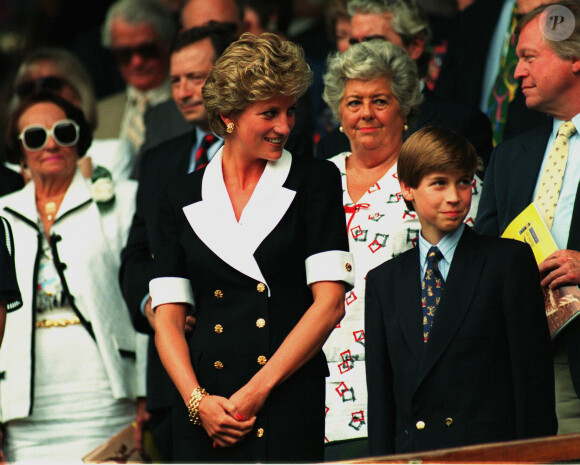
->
[398,126,478,210]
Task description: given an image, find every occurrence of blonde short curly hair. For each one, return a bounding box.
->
[202,32,313,137]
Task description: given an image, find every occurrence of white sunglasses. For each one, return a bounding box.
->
[18,119,80,152]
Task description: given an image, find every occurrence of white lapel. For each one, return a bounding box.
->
[56,169,92,218]
[183,148,295,292]
[1,169,91,226]
[2,179,37,224]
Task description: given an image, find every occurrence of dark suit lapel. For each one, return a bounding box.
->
[395,247,424,362]
[567,180,580,251]
[506,123,551,220]
[414,228,485,391]
[176,130,197,174]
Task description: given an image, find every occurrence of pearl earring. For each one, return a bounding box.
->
[339,126,344,133]
[404,124,409,131]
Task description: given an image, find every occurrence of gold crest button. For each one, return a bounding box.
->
[416,421,425,430]
[214,324,223,334]
[257,428,264,438]
[257,355,267,366]
[345,263,352,272]
[214,361,224,370]
[256,318,266,328]
[257,282,266,293]
[214,290,223,299]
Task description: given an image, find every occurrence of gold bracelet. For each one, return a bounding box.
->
[187,387,208,425]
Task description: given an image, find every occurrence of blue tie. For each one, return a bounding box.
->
[422,246,444,343]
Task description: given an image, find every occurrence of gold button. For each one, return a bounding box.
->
[345,262,352,272]
[257,355,267,366]
[416,420,425,430]
[214,324,223,334]
[214,290,223,299]
[256,318,266,328]
[214,361,224,370]
[257,282,266,293]
[257,428,264,438]
[445,418,453,427]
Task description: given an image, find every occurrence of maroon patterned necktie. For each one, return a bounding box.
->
[195,133,216,170]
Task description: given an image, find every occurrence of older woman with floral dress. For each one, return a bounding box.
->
[321,40,483,460]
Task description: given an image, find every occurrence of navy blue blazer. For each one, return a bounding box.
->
[365,227,557,455]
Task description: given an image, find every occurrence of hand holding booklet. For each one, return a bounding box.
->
[501,202,580,338]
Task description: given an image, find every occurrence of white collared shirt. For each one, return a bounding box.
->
[418,223,465,282]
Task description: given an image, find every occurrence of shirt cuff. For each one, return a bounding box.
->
[149,277,194,311]
[305,250,355,290]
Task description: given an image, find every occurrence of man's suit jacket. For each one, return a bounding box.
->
[94,91,126,140]
[140,100,191,159]
[120,130,197,413]
[434,0,548,141]
[474,123,580,397]
[365,227,557,456]
[316,89,493,168]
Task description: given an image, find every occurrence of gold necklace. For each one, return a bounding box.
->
[44,201,57,221]
[37,195,65,222]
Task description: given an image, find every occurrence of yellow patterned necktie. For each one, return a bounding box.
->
[534,121,577,230]
[125,95,149,153]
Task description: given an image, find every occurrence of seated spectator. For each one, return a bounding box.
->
[0,91,146,461]
[8,47,134,180]
[316,0,492,172]
[97,0,178,173]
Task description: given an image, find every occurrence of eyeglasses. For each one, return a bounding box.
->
[16,76,67,99]
[349,35,387,45]
[18,119,80,152]
[111,42,162,65]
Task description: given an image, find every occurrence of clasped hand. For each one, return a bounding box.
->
[198,383,268,448]
[198,395,256,448]
[539,249,580,288]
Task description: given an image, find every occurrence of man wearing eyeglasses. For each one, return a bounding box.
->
[315,0,492,170]
[95,0,181,174]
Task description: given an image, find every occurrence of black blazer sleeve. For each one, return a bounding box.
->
[365,267,397,456]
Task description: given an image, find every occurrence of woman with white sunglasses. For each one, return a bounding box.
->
[0,91,147,461]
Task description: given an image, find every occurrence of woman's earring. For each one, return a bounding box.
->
[404,124,409,131]
[339,126,344,133]
[226,122,234,134]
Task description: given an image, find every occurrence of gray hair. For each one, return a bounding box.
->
[322,39,422,121]
[516,0,580,59]
[8,47,97,129]
[347,0,431,46]
[101,0,176,48]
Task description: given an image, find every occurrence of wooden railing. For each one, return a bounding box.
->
[341,433,580,463]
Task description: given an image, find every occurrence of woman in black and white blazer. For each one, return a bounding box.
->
[150,32,354,463]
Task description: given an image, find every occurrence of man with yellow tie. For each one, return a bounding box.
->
[475,0,580,434]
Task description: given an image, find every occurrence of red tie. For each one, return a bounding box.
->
[195,133,216,170]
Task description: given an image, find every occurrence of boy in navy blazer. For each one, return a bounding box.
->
[365,126,557,456]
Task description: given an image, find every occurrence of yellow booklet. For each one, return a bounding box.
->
[501,203,558,264]
[502,203,580,338]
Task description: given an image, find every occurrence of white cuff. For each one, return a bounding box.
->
[305,250,355,290]
[149,277,194,310]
